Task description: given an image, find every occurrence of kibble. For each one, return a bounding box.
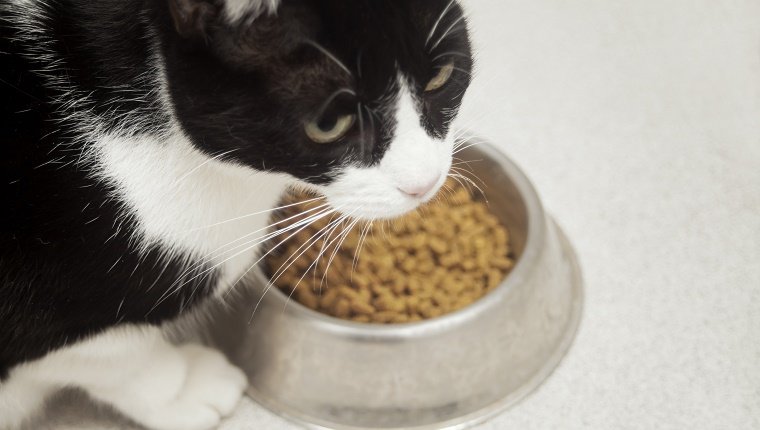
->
[265,180,514,324]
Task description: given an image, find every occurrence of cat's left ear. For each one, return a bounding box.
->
[167,0,218,39]
[168,0,280,38]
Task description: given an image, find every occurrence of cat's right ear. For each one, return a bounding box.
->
[168,0,219,39]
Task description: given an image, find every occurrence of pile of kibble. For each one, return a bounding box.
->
[265,180,514,324]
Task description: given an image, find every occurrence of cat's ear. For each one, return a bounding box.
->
[223,0,280,24]
[167,0,218,39]
[168,0,281,38]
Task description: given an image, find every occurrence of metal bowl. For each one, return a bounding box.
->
[216,139,583,429]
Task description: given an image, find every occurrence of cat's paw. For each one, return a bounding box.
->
[141,345,248,430]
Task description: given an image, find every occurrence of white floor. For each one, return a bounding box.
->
[220,1,760,429]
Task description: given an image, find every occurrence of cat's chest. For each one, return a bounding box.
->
[92,128,293,292]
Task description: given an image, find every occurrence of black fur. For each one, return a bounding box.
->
[0,0,471,378]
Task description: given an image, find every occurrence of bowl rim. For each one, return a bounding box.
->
[250,137,546,339]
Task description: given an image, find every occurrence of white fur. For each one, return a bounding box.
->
[320,78,452,219]
[0,326,247,430]
[223,0,280,24]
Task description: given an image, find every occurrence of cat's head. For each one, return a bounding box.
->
[160,0,472,219]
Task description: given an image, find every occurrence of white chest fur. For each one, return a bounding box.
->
[91,127,293,293]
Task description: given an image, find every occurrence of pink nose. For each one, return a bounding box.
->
[398,176,440,198]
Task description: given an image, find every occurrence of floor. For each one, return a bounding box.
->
[36,0,760,429]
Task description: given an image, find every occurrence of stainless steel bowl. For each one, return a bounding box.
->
[216,139,583,429]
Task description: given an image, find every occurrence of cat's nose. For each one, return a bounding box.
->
[398,175,441,198]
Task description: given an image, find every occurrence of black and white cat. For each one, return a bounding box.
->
[0,0,472,428]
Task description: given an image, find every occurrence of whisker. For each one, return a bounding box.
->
[317,88,357,118]
[184,195,325,233]
[170,148,239,189]
[153,207,335,311]
[434,64,473,78]
[451,166,487,191]
[449,172,487,201]
[319,215,360,290]
[453,139,484,155]
[429,15,467,52]
[363,104,377,134]
[304,39,353,77]
[351,221,372,282]
[266,210,352,292]
[225,207,343,300]
[425,0,457,46]
[268,210,357,314]
[280,217,353,314]
[432,51,471,62]
[199,202,331,261]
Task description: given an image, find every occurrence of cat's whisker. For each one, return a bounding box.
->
[154,207,336,311]
[351,220,372,282]
[433,64,473,79]
[453,139,484,155]
[170,148,239,189]
[304,39,353,77]
[183,195,325,233]
[233,210,348,312]
[357,103,366,155]
[356,48,364,79]
[309,214,345,295]
[429,15,467,53]
[199,201,331,261]
[451,159,482,167]
[449,172,487,201]
[319,215,361,290]
[452,169,488,197]
[266,209,353,291]
[451,165,487,190]
[289,211,357,305]
[425,0,457,46]
[225,207,344,300]
[363,104,378,133]
[157,209,334,315]
[312,211,342,294]
[317,88,357,117]
[268,210,358,315]
[432,51,471,62]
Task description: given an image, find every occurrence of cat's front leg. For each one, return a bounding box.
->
[4,325,247,430]
[79,327,247,430]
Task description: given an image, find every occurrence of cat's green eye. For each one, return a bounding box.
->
[304,114,356,144]
[425,62,455,92]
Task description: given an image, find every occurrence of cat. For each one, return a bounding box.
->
[0,0,472,428]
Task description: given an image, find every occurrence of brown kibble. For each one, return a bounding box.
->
[428,237,448,254]
[267,181,514,324]
[487,270,503,290]
[492,257,514,270]
[350,300,375,315]
[334,298,351,318]
[296,289,319,310]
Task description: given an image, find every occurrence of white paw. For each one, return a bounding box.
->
[142,345,248,430]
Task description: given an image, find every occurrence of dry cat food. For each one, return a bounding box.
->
[265,180,514,324]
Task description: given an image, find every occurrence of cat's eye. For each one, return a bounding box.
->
[425,62,455,92]
[304,113,356,144]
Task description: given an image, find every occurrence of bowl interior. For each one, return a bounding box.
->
[262,143,531,322]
